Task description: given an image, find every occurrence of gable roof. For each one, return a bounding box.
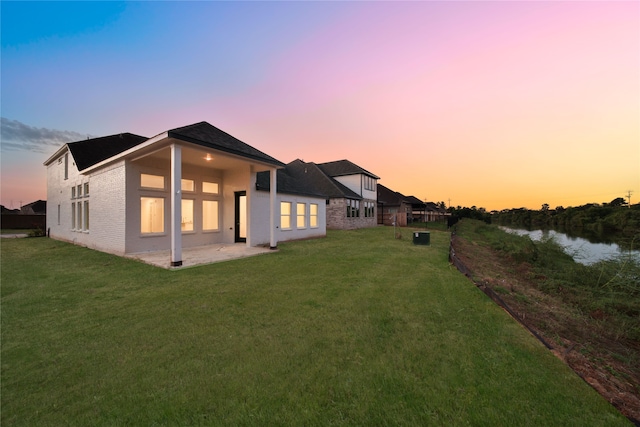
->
[256,159,362,199]
[66,133,148,171]
[43,133,148,171]
[317,159,380,179]
[377,183,411,206]
[168,122,285,167]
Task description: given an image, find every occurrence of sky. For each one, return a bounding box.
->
[1,1,638,211]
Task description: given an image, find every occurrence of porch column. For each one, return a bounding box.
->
[171,144,182,267]
[270,167,277,249]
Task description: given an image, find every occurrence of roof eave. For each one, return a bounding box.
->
[43,144,69,166]
[168,130,285,168]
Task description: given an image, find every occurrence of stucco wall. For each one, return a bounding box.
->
[252,189,327,246]
[125,158,228,254]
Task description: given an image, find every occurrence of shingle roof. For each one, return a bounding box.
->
[316,159,380,179]
[256,159,362,199]
[377,183,409,206]
[168,122,285,167]
[68,133,148,171]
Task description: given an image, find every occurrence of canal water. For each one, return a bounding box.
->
[499,227,640,265]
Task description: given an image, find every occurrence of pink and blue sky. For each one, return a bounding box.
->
[2,1,638,211]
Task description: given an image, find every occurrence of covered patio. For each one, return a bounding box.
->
[126,243,277,269]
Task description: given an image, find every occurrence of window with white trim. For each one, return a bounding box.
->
[280,202,292,229]
[141,197,164,233]
[203,200,219,231]
[83,201,89,231]
[83,182,89,196]
[310,204,318,228]
[296,203,306,229]
[181,179,194,192]
[76,202,82,231]
[71,202,76,229]
[141,174,164,190]
[202,181,219,194]
[181,199,194,232]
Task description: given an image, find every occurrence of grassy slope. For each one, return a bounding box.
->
[1,228,630,426]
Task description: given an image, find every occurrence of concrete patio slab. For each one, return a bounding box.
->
[126,243,276,269]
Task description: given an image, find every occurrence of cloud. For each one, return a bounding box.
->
[1,117,95,153]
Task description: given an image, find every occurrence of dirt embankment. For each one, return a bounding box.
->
[450,233,640,425]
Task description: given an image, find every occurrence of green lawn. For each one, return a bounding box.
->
[1,227,630,426]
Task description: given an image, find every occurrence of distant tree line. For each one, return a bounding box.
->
[492,198,640,234]
[446,205,492,226]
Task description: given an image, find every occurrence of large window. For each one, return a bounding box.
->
[181,199,194,232]
[77,202,82,231]
[141,174,164,189]
[310,204,318,228]
[297,203,306,229]
[347,200,360,218]
[141,197,164,233]
[71,202,76,229]
[203,200,219,231]
[83,201,89,231]
[280,202,292,229]
[363,175,375,191]
[364,201,375,218]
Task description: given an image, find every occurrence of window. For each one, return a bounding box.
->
[347,200,360,218]
[202,181,219,194]
[71,187,76,199]
[364,201,375,218]
[83,201,89,231]
[141,197,164,233]
[77,184,82,198]
[280,202,292,229]
[364,175,375,191]
[181,179,194,192]
[203,200,219,231]
[181,199,194,232]
[141,174,164,189]
[77,202,82,231]
[310,204,318,228]
[71,202,76,229]
[64,153,68,180]
[83,182,89,196]
[57,204,61,225]
[297,203,306,229]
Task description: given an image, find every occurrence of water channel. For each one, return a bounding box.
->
[499,227,640,265]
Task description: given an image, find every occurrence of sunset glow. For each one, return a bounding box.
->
[1,1,638,211]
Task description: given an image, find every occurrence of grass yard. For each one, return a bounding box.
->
[1,227,631,426]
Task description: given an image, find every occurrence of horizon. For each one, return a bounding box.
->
[1,2,638,212]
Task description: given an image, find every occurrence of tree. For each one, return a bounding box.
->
[608,197,626,207]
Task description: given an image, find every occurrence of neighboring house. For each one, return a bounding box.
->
[377,183,413,226]
[424,202,448,222]
[20,200,47,215]
[257,159,379,231]
[44,121,327,266]
[316,160,379,230]
[377,184,447,226]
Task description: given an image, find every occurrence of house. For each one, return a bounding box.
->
[257,159,379,230]
[316,160,379,229]
[20,200,47,215]
[44,121,327,267]
[376,184,447,226]
[376,183,413,226]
